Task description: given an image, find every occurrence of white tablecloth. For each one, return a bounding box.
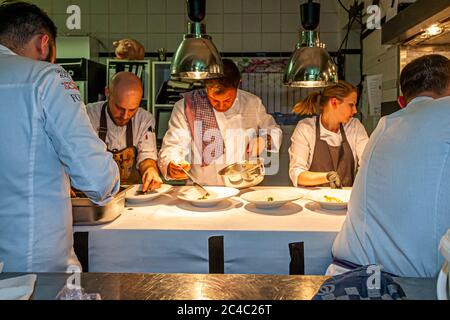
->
[74,187,347,275]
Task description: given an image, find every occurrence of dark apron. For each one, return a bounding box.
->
[309,116,355,187]
[98,102,141,184]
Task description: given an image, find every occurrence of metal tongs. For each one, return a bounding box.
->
[178,166,210,198]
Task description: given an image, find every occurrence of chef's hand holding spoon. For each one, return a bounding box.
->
[167,160,191,180]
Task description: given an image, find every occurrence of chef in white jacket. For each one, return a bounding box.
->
[158,59,282,185]
[0,2,120,272]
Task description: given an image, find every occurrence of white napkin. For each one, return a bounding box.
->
[0,261,37,300]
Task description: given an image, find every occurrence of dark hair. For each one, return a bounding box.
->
[400,54,450,102]
[205,58,241,89]
[0,1,57,50]
[293,80,357,115]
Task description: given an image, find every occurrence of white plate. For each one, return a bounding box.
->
[240,188,305,209]
[177,186,239,207]
[125,184,173,203]
[307,188,351,210]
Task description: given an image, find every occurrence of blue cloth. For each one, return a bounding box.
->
[333,96,450,277]
[313,265,406,300]
[0,44,120,272]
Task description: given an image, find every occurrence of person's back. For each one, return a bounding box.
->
[0,2,119,272]
[333,54,450,277]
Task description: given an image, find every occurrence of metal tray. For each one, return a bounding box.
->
[71,185,132,226]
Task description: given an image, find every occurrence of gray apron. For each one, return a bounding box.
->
[309,116,355,187]
[98,102,141,184]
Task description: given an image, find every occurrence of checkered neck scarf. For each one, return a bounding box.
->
[183,89,225,167]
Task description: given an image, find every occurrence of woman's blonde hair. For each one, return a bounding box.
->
[292,81,357,115]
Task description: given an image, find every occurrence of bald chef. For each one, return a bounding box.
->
[86,72,162,191]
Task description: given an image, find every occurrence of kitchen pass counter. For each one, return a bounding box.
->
[74,187,347,275]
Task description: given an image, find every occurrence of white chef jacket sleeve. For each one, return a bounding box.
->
[353,118,369,167]
[288,122,313,186]
[256,99,282,152]
[40,66,120,205]
[135,110,158,168]
[158,99,192,179]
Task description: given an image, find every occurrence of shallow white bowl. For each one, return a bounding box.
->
[177,186,239,207]
[307,188,351,210]
[240,188,305,209]
[125,184,173,203]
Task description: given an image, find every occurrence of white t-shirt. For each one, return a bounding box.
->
[288,116,369,186]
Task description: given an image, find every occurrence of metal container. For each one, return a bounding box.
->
[71,185,132,226]
[218,159,265,189]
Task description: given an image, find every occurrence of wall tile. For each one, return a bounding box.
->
[166,15,186,33]
[72,0,90,13]
[90,0,109,14]
[243,0,262,13]
[243,14,261,33]
[209,33,224,52]
[321,32,339,52]
[224,14,242,33]
[127,0,148,14]
[207,0,223,14]
[262,14,280,33]
[281,0,298,14]
[147,33,167,52]
[52,0,70,14]
[109,14,127,33]
[205,14,223,33]
[281,32,299,52]
[262,33,281,52]
[262,0,280,13]
[33,0,53,14]
[281,14,299,33]
[166,33,184,52]
[321,0,338,13]
[223,34,242,52]
[95,33,112,51]
[224,0,242,14]
[148,15,167,33]
[320,13,338,33]
[128,15,147,33]
[90,15,109,33]
[109,0,128,14]
[148,0,166,14]
[242,33,262,52]
[166,0,185,14]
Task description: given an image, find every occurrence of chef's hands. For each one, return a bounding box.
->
[167,161,191,180]
[142,166,163,192]
[326,171,342,189]
[247,136,266,158]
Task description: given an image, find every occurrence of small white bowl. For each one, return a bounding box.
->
[307,188,351,210]
[177,186,239,207]
[240,188,305,209]
[125,184,173,203]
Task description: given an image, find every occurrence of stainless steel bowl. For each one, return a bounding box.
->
[218,159,265,189]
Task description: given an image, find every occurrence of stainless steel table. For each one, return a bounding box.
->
[0,273,437,300]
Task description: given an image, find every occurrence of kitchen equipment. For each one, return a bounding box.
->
[71,185,132,226]
[125,184,173,204]
[179,166,210,198]
[177,186,239,207]
[240,188,305,209]
[437,229,450,300]
[218,159,265,189]
[306,188,351,211]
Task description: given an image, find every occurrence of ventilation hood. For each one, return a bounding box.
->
[382,0,450,45]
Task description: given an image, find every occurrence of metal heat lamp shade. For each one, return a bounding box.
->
[283,0,338,88]
[170,0,223,80]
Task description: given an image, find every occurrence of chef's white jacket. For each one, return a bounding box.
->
[333,96,450,277]
[288,116,369,186]
[0,44,120,272]
[158,89,282,185]
[86,101,158,168]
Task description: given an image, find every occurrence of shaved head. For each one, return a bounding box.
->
[106,72,143,127]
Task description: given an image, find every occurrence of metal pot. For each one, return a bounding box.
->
[218,159,265,189]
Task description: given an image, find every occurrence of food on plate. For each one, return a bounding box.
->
[324,195,344,203]
[136,190,157,196]
[197,193,210,200]
[265,196,274,202]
